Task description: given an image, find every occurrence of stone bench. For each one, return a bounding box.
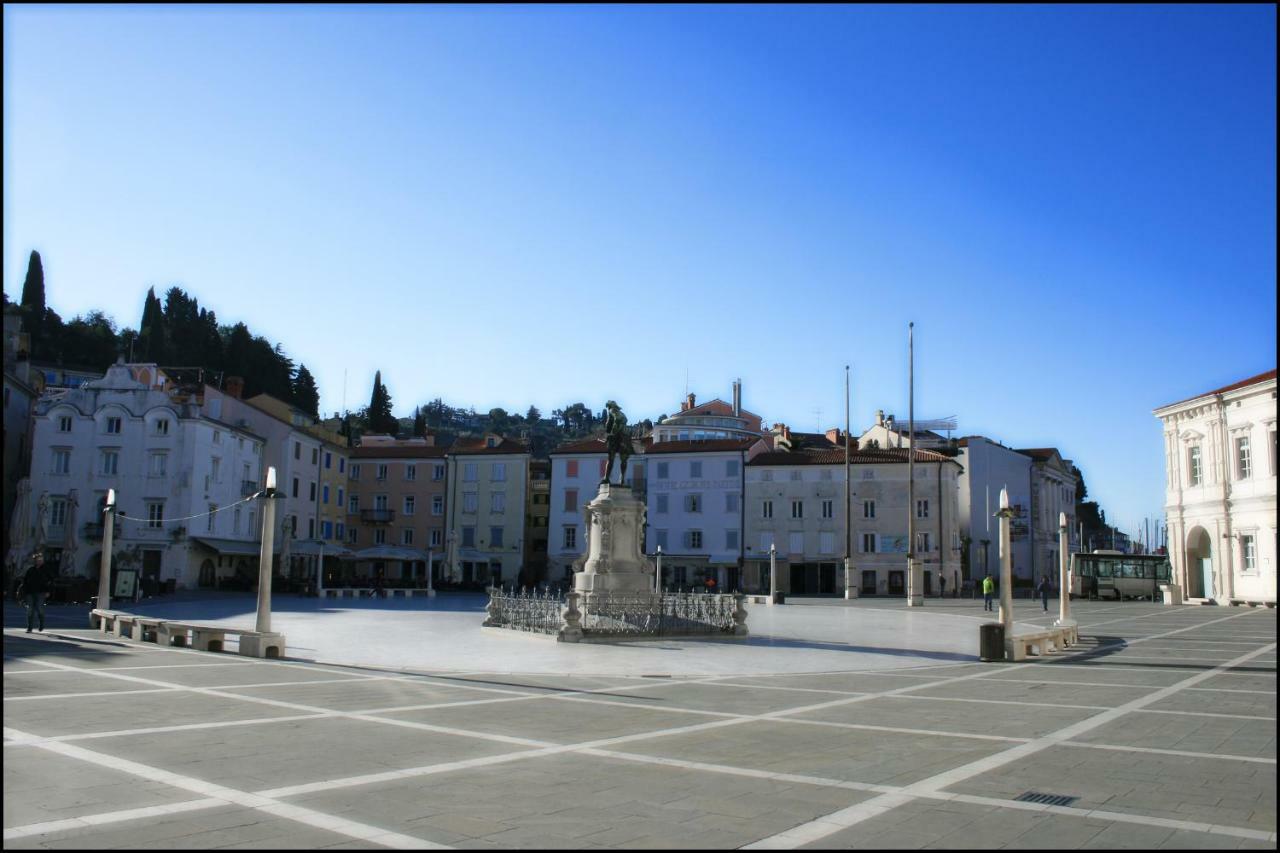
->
[89,609,284,659]
[322,588,434,598]
[1005,625,1078,662]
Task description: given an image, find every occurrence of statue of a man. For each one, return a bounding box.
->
[602,400,633,485]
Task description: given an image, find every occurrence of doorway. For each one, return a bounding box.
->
[861,570,877,595]
[819,563,837,594]
[790,564,809,594]
[1185,527,1212,598]
[888,570,905,596]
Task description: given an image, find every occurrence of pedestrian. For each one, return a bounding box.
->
[17,551,51,633]
[982,573,995,612]
[1037,575,1050,612]
[939,575,947,599]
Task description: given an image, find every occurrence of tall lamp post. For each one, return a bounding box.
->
[255,467,278,635]
[1056,512,1075,629]
[426,547,436,597]
[844,364,858,599]
[996,487,1015,632]
[769,541,779,605]
[95,489,116,621]
[907,322,924,606]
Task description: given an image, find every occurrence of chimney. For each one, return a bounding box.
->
[732,379,741,417]
[685,392,696,411]
[225,376,244,400]
[876,409,885,427]
[826,427,842,445]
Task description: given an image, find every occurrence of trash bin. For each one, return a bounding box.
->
[772,591,786,605]
[979,622,1005,662]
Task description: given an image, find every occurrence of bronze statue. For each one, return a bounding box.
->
[602,400,633,485]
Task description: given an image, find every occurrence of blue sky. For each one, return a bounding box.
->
[4,5,1276,539]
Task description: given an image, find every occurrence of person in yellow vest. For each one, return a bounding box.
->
[982,574,995,612]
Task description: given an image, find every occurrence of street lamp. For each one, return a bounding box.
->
[1056,511,1075,629]
[769,541,779,605]
[996,487,1015,632]
[96,488,116,616]
[655,545,663,593]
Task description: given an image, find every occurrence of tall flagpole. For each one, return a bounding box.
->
[844,365,856,598]
[908,322,922,605]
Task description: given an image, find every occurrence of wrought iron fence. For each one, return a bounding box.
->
[483,587,563,635]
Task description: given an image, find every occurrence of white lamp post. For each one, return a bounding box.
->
[96,489,116,617]
[997,486,1014,631]
[655,545,663,593]
[1056,512,1075,628]
[255,467,278,634]
[769,541,778,605]
[426,548,436,597]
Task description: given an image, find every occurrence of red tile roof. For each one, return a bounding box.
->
[646,438,760,454]
[673,398,763,424]
[1157,369,1277,410]
[449,435,530,455]
[351,445,447,459]
[550,437,609,455]
[749,447,958,466]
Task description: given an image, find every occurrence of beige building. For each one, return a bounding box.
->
[524,459,551,586]
[1155,369,1276,605]
[445,433,531,588]
[346,434,447,584]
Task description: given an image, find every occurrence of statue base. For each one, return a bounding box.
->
[573,483,656,597]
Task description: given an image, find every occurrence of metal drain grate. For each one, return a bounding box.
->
[1015,791,1079,808]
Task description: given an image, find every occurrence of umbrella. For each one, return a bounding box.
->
[33,492,49,552]
[277,511,293,578]
[5,478,32,572]
[60,489,79,577]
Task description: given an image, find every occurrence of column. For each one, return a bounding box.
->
[1056,512,1075,627]
[998,487,1014,632]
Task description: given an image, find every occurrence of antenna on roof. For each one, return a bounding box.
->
[684,367,688,398]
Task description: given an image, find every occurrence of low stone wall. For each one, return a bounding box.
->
[483,589,748,642]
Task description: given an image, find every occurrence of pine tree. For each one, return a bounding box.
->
[19,250,46,321]
[137,287,168,364]
[412,406,426,437]
[293,364,320,420]
[367,371,396,435]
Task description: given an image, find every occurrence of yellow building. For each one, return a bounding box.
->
[445,433,530,589]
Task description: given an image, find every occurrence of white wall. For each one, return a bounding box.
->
[957,439,1033,582]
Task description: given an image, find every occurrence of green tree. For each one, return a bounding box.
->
[19,250,45,324]
[487,407,511,434]
[61,311,119,369]
[137,287,168,364]
[412,406,426,437]
[367,371,396,435]
[526,405,541,424]
[292,364,320,419]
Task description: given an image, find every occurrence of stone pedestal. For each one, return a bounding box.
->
[239,632,286,659]
[573,483,656,597]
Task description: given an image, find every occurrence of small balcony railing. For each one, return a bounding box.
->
[361,508,394,524]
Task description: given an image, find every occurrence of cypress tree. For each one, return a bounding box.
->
[412,405,426,438]
[368,371,395,435]
[293,364,320,420]
[19,250,46,321]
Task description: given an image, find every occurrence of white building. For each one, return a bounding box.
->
[547,437,646,583]
[955,437,1033,583]
[26,362,264,591]
[1017,447,1080,586]
[1154,369,1276,604]
[652,381,764,442]
[646,437,767,591]
[746,427,962,596]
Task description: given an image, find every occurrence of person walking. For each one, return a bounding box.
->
[982,573,995,611]
[1037,575,1050,612]
[18,552,51,633]
[939,575,947,599]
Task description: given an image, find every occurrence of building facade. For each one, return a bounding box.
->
[1018,447,1080,586]
[651,381,764,442]
[345,434,446,583]
[956,436,1034,583]
[1154,369,1276,604]
[3,306,37,574]
[444,433,530,588]
[524,459,551,586]
[547,437,647,583]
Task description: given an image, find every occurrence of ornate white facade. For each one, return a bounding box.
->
[1154,370,1276,604]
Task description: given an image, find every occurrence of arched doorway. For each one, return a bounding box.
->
[1186,526,1213,598]
[199,559,217,588]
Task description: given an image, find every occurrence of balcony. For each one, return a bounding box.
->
[361,508,395,524]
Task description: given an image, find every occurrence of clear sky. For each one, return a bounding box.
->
[4,5,1276,540]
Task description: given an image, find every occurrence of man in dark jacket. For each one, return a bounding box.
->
[19,552,51,633]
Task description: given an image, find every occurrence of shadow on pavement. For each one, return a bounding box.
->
[734,635,976,663]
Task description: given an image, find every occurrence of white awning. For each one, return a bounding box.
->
[190,537,262,556]
[352,545,430,562]
[288,539,355,558]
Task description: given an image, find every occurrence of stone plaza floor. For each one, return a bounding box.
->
[3,596,1276,849]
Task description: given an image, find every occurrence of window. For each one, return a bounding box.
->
[339,458,346,473]
[292,478,299,498]
[564,489,578,512]
[308,518,316,538]
[348,527,358,545]
[52,449,71,474]
[405,464,417,481]
[655,529,668,550]
[685,494,702,513]
[334,522,343,540]
[464,462,478,482]
[820,469,833,481]
[1236,436,1252,479]
[726,493,740,513]
[213,429,222,446]
[234,506,242,535]
[726,530,739,550]
[106,416,122,434]
[726,459,739,477]
[762,470,773,482]
[656,462,669,480]
[563,526,578,549]
[916,499,929,519]
[1242,535,1256,571]
[916,532,931,552]
[210,458,221,483]
[294,441,301,460]
[463,492,478,513]
[306,483,315,503]
[325,452,332,470]
[374,494,389,511]
[462,526,475,547]
[791,500,804,519]
[821,500,833,519]
[58,415,73,432]
[687,530,703,549]
[349,496,359,513]
[336,487,344,507]
[864,500,875,519]
[491,492,505,513]
[656,494,669,514]
[432,495,444,515]
[863,533,877,553]
[404,495,416,515]
[788,532,804,554]
[311,447,319,465]
[374,528,386,545]
[323,484,330,504]
[762,500,773,519]
[491,463,506,482]
[430,529,442,547]
[100,450,119,475]
[690,461,703,478]
[566,460,579,478]
[350,464,360,480]
[1188,446,1202,486]
[149,452,168,477]
[49,498,68,528]
[402,528,414,546]
[787,470,800,482]
[433,463,444,481]
[490,526,504,547]
[820,531,835,554]
[147,501,165,529]
[376,464,388,481]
